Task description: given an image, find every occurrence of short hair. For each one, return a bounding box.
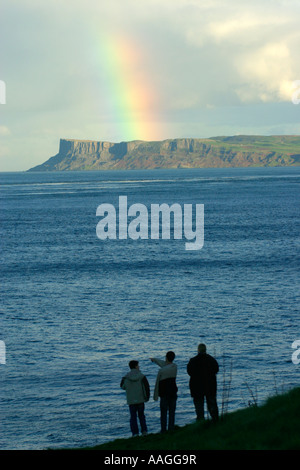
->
[198,343,206,353]
[166,351,175,362]
[129,360,139,369]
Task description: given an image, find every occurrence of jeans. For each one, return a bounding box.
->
[193,394,219,421]
[160,395,177,432]
[129,403,147,436]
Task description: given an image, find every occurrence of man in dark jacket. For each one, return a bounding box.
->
[187,344,219,422]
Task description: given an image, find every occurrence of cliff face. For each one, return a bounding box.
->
[28,135,300,171]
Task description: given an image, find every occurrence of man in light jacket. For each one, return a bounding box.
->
[120,360,150,436]
[150,351,178,433]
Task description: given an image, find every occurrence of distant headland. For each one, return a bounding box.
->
[28,135,300,171]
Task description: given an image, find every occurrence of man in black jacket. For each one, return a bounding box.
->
[187,343,219,422]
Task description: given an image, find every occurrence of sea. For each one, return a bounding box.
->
[0,166,299,450]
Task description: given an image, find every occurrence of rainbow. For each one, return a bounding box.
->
[89,32,162,142]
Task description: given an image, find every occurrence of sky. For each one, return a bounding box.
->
[0,0,300,171]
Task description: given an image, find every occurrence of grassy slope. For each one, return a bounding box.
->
[83,387,300,450]
[211,135,300,152]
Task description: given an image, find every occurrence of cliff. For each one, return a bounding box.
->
[28,135,300,171]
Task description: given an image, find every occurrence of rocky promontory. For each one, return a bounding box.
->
[28,135,300,171]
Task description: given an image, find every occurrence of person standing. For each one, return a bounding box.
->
[120,360,150,436]
[187,343,219,422]
[150,351,178,433]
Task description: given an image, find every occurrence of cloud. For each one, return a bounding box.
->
[0,126,11,136]
[234,42,293,103]
[167,2,300,106]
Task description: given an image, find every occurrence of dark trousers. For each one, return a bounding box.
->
[129,403,147,436]
[160,395,177,432]
[193,394,219,421]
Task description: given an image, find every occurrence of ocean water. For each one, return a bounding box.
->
[0,167,299,450]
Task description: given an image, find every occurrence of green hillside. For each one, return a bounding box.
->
[80,387,300,450]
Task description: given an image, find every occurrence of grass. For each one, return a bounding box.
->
[79,387,300,450]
